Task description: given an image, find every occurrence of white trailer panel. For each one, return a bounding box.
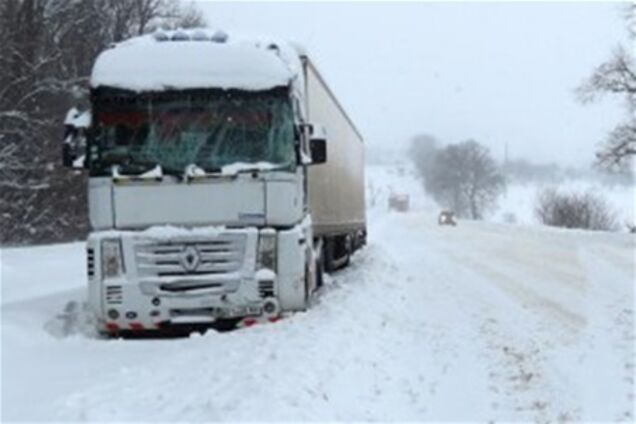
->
[304,59,366,237]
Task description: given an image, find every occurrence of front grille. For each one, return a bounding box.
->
[258,280,275,298]
[135,234,246,277]
[160,281,223,292]
[170,308,216,318]
[105,285,123,304]
[87,248,95,278]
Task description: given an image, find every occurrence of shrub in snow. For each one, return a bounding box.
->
[535,188,618,231]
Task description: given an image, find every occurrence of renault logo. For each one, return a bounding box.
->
[180,245,201,272]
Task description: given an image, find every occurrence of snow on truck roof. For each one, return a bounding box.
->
[90,29,304,92]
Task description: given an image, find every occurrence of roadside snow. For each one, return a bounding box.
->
[1,165,634,421]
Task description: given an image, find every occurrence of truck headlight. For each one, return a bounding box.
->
[101,238,124,279]
[257,231,277,271]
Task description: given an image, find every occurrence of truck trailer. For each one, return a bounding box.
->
[63,29,366,334]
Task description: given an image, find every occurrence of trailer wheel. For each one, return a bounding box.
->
[323,235,351,271]
[341,234,352,267]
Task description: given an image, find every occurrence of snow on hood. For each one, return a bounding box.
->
[90,29,300,92]
[221,161,282,176]
[91,224,258,240]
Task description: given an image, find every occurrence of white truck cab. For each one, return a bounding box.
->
[64,29,365,334]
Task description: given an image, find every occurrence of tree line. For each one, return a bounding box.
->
[0,0,204,245]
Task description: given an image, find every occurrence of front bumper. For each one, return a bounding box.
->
[98,278,273,332]
[87,227,281,332]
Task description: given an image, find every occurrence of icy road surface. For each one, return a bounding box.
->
[2,212,634,421]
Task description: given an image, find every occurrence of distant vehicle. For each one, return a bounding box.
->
[388,193,410,212]
[438,211,457,226]
[62,29,366,335]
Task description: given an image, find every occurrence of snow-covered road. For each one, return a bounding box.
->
[2,211,634,421]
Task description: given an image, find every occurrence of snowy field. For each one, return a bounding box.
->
[1,166,635,422]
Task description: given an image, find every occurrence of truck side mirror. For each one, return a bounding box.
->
[310,138,327,164]
[302,123,327,165]
[62,108,90,169]
[62,127,87,169]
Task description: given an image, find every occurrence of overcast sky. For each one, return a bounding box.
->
[197,1,628,166]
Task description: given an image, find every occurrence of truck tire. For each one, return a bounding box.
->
[341,234,352,267]
[303,263,311,310]
[323,237,336,272]
[315,256,324,288]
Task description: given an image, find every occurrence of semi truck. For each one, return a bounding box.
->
[63,29,366,334]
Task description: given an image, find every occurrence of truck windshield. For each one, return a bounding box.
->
[89,89,296,176]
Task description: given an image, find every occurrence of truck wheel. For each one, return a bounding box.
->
[315,256,324,288]
[323,238,336,272]
[303,263,311,309]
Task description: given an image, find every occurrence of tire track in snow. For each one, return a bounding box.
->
[390,213,597,421]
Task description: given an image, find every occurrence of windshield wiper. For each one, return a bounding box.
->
[111,161,186,182]
[184,164,224,181]
[111,164,163,182]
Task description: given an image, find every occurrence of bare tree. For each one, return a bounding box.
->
[578,6,636,171]
[427,140,505,219]
[0,0,206,245]
[596,120,636,170]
